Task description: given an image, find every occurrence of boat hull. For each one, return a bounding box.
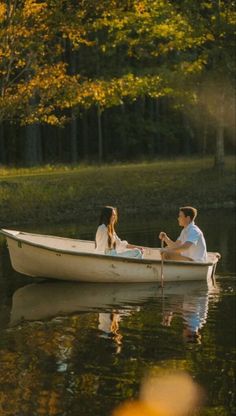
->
[5,233,216,283]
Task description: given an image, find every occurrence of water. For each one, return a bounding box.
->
[0,209,235,416]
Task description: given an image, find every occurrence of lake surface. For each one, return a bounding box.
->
[0,209,235,416]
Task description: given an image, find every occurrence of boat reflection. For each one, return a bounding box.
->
[10,281,159,326]
[10,278,220,348]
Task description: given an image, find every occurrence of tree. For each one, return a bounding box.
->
[0,0,235,165]
[170,0,236,168]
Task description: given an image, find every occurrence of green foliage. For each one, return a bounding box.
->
[0,0,235,125]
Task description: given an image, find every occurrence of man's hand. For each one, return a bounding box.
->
[159,231,168,241]
[160,247,171,255]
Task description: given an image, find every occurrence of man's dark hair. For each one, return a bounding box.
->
[179,206,197,221]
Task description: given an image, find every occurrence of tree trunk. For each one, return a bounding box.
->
[147,98,155,157]
[70,112,78,163]
[82,112,89,160]
[214,100,225,169]
[57,126,63,163]
[202,117,208,157]
[97,104,103,163]
[182,113,194,155]
[0,123,6,164]
[24,123,42,166]
[155,98,162,155]
[120,104,127,159]
[69,46,78,163]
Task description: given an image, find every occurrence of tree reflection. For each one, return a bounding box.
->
[0,278,234,416]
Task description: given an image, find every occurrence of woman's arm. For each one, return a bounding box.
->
[114,233,129,251]
[95,225,108,252]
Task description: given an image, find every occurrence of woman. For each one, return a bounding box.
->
[95,206,143,259]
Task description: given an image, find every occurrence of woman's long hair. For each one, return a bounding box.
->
[98,206,118,249]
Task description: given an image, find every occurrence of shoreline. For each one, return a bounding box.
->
[0,157,235,227]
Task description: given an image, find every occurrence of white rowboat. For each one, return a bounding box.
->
[1,229,221,283]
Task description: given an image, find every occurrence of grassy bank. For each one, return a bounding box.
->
[0,157,235,227]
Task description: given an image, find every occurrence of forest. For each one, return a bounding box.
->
[0,0,235,167]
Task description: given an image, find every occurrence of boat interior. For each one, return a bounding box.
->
[4,230,162,259]
[2,230,220,264]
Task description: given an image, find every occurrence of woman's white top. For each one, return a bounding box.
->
[95,224,128,254]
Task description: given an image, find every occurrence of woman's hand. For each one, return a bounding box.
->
[127,244,144,253]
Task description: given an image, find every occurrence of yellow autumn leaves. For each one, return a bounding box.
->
[0,0,235,125]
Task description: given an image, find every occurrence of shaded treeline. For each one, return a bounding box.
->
[2,96,234,165]
[0,0,235,166]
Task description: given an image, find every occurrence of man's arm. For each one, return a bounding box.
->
[159,232,182,248]
[162,241,193,254]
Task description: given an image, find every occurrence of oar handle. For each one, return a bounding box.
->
[160,239,164,287]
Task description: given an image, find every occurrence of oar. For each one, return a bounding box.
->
[160,239,164,288]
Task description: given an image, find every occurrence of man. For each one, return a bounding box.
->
[159,206,207,262]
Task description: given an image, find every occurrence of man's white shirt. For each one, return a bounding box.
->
[177,222,207,262]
